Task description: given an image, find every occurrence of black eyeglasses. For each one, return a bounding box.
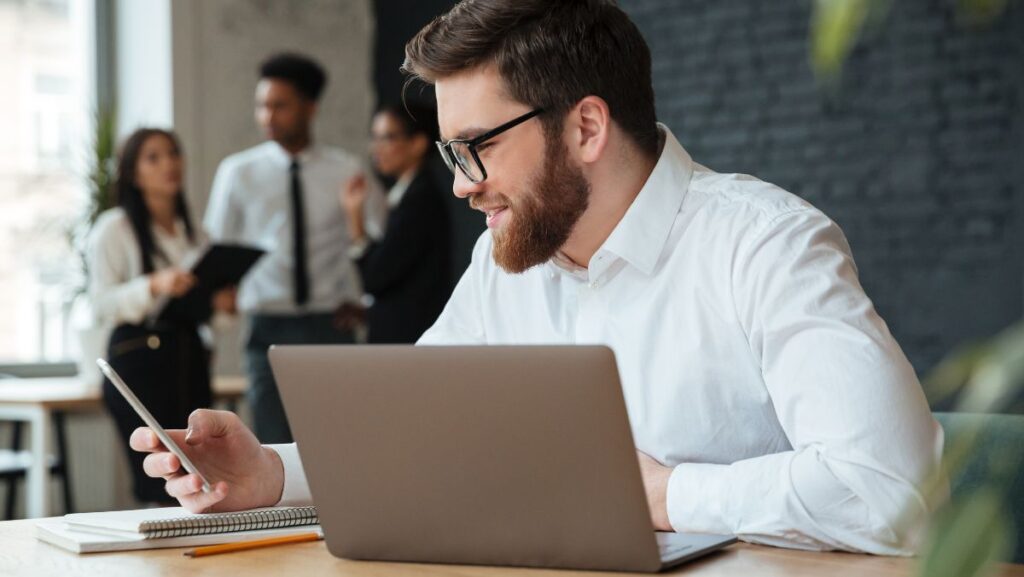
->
[436,108,544,183]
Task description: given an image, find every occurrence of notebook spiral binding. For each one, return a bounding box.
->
[140,507,319,539]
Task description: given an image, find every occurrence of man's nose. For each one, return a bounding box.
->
[451,168,484,199]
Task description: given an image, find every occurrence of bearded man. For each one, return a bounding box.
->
[130,0,941,555]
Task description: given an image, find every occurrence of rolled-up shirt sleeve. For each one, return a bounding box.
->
[666,208,943,555]
[269,443,313,506]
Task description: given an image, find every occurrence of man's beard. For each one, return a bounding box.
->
[488,140,590,273]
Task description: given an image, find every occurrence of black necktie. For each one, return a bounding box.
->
[289,160,310,306]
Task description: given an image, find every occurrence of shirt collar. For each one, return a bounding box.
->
[265,140,321,167]
[583,124,693,278]
[151,217,187,241]
[548,251,589,280]
[388,170,418,208]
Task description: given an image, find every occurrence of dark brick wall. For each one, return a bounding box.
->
[621,0,1024,386]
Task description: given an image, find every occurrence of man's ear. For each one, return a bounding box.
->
[571,95,611,165]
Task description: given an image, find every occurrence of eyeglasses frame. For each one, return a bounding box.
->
[436,107,545,183]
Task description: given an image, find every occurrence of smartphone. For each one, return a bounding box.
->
[97,358,213,493]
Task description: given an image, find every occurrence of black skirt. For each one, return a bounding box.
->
[102,322,212,503]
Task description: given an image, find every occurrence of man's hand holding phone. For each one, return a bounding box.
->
[99,358,284,512]
[129,409,285,513]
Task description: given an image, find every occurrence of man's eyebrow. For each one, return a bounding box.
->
[440,126,490,143]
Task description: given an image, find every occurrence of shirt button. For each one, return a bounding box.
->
[589,281,600,289]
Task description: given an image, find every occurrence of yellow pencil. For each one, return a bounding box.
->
[184,532,323,557]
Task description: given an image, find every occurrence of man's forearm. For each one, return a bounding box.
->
[666,446,933,555]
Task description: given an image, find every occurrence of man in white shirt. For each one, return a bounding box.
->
[204,53,366,444]
[132,0,941,554]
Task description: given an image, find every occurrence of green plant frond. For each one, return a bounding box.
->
[85,104,119,227]
[66,103,119,299]
[923,341,995,405]
[916,488,1013,577]
[958,0,1010,25]
[958,323,1024,414]
[811,0,1007,84]
[810,0,872,81]
[936,425,981,491]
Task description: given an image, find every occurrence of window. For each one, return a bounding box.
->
[0,0,94,364]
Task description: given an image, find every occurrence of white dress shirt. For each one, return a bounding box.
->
[270,127,942,555]
[205,141,370,314]
[88,207,203,326]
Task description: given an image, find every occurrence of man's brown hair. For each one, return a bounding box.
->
[403,0,659,159]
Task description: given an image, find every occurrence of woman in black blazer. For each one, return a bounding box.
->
[342,104,452,343]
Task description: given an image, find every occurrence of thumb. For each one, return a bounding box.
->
[185,409,236,445]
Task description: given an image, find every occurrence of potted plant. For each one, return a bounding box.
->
[67,105,117,388]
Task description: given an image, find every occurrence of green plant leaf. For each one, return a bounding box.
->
[87,104,118,226]
[958,323,1024,413]
[916,489,1013,577]
[810,0,871,80]
[958,0,1009,25]
[923,341,993,406]
[66,103,118,301]
[810,0,1006,84]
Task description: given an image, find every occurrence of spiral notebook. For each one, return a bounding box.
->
[36,506,320,553]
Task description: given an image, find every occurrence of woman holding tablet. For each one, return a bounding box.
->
[87,128,235,504]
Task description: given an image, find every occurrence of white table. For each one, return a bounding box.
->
[0,375,246,518]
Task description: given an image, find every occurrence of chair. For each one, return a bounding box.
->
[934,412,1024,564]
[0,372,75,519]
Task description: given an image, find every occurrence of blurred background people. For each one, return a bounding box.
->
[341,103,452,343]
[88,128,236,504]
[204,53,372,444]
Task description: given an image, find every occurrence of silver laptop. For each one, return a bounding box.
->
[269,345,737,572]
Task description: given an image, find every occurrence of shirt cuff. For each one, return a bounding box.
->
[347,238,370,260]
[127,276,156,321]
[666,462,732,535]
[268,443,313,506]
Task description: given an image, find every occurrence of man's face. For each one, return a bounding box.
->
[436,67,590,273]
[255,78,315,146]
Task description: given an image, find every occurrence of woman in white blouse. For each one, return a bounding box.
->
[88,128,235,504]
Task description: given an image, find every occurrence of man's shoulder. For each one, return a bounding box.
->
[686,167,824,235]
[216,142,276,175]
[316,144,358,162]
[311,144,361,174]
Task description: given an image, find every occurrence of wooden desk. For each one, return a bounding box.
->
[0,375,246,518]
[1,519,1022,577]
